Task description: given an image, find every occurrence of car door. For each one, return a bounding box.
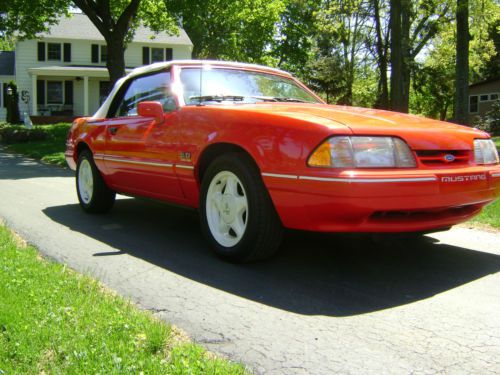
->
[103,69,184,200]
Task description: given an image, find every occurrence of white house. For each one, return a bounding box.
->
[0,13,193,122]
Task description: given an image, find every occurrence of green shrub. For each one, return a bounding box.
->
[473,100,500,135]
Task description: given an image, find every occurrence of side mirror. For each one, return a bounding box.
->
[137,101,164,124]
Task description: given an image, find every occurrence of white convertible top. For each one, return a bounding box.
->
[93,60,292,118]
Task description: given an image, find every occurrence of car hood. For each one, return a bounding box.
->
[238,103,488,150]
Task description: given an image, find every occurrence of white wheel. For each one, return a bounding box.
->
[76,150,115,213]
[78,159,94,204]
[206,171,248,247]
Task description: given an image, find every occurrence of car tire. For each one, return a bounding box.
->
[200,153,284,262]
[76,150,116,213]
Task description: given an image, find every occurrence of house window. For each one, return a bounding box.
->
[490,93,498,101]
[91,44,107,63]
[143,47,174,65]
[47,81,63,104]
[47,43,61,60]
[479,94,489,102]
[469,95,479,113]
[100,45,107,63]
[151,48,164,63]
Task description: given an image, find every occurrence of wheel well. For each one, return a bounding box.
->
[197,143,260,183]
[75,142,91,161]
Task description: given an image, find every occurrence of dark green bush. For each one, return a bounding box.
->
[0,126,48,144]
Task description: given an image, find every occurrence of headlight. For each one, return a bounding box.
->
[308,136,416,168]
[474,139,499,165]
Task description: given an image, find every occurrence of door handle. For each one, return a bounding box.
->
[109,126,118,135]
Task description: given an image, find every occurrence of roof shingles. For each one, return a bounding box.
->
[38,13,192,46]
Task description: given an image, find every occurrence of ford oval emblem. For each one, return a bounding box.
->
[444,154,455,162]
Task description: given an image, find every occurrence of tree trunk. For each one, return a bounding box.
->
[105,37,127,88]
[400,0,410,113]
[373,0,389,109]
[73,0,141,89]
[390,0,411,113]
[390,0,404,112]
[440,101,449,121]
[454,0,469,124]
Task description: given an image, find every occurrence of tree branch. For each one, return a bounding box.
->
[410,5,449,59]
[115,0,141,37]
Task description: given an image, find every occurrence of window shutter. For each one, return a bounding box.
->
[38,42,46,61]
[64,81,73,104]
[63,43,71,62]
[142,47,150,65]
[37,80,45,105]
[2,83,7,108]
[91,44,99,63]
[165,48,173,61]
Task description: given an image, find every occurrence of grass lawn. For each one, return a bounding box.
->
[0,123,70,167]
[0,225,246,374]
[471,199,500,229]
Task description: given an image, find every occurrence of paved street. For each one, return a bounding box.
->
[1,149,500,374]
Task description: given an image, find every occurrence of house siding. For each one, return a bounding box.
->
[468,79,500,124]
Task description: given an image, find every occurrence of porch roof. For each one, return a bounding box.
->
[28,65,133,78]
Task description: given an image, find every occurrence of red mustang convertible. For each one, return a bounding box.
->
[66,60,500,261]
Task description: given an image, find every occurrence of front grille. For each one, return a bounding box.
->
[416,150,471,166]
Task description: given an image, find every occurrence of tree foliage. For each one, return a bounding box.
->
[271,0,320,76]
[166,0,284,63]
[310,0,372,105]
[0,0,69,38]
[0,34,15,51]
[412,0,498,121]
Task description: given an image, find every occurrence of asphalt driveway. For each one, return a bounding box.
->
[1,150,499,374]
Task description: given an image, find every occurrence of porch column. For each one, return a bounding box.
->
[31,74,38,115]
[83,76,89,115]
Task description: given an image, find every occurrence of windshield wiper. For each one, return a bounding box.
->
[272,97,309,103]
[248,96,309,103]
[189,94,310,104]
[190,95,244,103]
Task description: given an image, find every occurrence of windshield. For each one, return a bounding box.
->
[179,67,321,105]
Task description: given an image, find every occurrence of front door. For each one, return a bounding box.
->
[103,70,183,200]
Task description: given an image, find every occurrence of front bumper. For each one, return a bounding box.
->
[263,167,500,232]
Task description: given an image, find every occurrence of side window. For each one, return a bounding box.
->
[116,71,175,117]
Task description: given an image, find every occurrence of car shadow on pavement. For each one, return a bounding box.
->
[43,198,500,317]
